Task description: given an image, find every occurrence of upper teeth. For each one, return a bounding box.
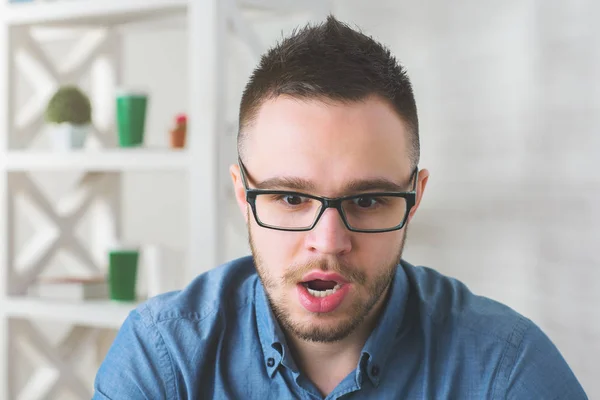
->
[307,283,342,298]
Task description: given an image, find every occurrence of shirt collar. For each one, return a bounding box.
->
[254,259,411,385]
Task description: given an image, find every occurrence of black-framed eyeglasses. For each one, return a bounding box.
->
[238,158,418,233]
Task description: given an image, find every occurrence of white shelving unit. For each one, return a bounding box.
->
[4,297,136,330]
[4,148,190,171]
[2,0,188,26]
[0,0,330,398]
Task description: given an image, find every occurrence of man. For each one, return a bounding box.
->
[93,16,587,399]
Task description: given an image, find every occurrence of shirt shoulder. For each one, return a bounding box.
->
[93,256,260,399]
[400,260,588,399]
[400,260,524,341]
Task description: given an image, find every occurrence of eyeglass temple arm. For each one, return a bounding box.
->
[238,158,251,190]
[411,166,419,192]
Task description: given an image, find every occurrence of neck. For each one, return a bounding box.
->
[285,284,391,396]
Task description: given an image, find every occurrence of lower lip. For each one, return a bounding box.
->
[297,283,350,313]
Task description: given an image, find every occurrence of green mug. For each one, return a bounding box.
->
[116,90,148,147]
[108,248,139,302]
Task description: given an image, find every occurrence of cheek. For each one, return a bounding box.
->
[251,226,304,269]
[358,231,404,267]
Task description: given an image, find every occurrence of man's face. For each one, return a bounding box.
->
[231,96,426,343]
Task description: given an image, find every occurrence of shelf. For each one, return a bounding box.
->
[3,148,190,171]
[3,0,188,27]
[3,296,140,329]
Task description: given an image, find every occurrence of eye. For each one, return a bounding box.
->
[353,196,377,208]
[284,195,303,205]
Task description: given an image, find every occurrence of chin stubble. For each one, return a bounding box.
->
[249,221,408,343]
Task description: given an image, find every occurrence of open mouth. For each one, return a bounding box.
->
[297,273,350,313]
[301,279,343,298]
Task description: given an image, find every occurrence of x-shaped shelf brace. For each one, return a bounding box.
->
[12,27,115,149]
[9,172,118,295]
[12,320,98,399]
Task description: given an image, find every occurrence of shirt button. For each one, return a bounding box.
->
[267,358,275,367]
[371,365,380,377]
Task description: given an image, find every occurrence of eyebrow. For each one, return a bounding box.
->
[343,178,408,193]
[253,176,409,193]
[253,177,316,191]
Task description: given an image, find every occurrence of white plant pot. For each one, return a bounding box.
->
[48,122,90,150]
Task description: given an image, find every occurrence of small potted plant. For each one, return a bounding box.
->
[44,85,92,150]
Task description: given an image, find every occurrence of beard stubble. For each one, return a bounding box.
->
[249,220,408,343]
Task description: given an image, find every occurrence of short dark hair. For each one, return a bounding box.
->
[238,15,420,168]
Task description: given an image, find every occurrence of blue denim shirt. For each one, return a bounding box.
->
[93,256,587,399]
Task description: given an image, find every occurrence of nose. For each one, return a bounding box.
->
[305,207,352,256]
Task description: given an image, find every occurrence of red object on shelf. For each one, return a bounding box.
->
[170,113,187,148]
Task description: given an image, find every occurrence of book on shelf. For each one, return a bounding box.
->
[28,276,109,301]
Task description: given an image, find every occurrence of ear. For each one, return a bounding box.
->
[407,168,429,224]
[230,163,249,223]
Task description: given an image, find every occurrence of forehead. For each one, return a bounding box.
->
[243,96,412,191]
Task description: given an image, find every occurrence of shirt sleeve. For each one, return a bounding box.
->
[92,306,176,399]
[503,319,588,399]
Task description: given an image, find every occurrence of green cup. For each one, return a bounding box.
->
[116,91,148,147]
[108,249,139,302]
